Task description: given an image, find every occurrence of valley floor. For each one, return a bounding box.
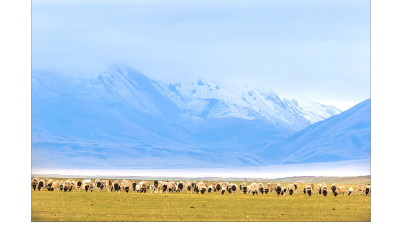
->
[32,183,370,222]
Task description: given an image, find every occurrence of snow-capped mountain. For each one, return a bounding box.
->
[32,66,347,169]
[155,79,341,131]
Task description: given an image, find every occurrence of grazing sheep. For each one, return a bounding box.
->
[294,183,298,191]
[121,179,131,193]
[357,184,366,195]
[196,182,207,194]
[38,179,45,191]
[228,183,237,194]
[139,181,151,193]
[258,183,264,194]
[135,184,140,192]
[45,179,54,191]
[70,180,78,191]
[191,181,197,191]
[208,185,213,193]
[322,185,328,196]
[113,180,121,192]
[334,186,346,196]
[185,181,193,192]
[95,179,102,191]
[63,181,72,192]
[270,183,277,193]
[77,181,82,191]
[240,182,247,193]
[287,184,295,195]
[215,182,222,192]
[32,177,40,183]
[82,179,93,192]
[305,184,312,196]
[348,187,354,195]
[31,180,38,191]
[132,181,138,192]
[51,180,61,191]
[331,183,338,195]
[317,183,323,194]
[250,183,259,195]
[176,181,185,193]
[365,185,370,196]
[221,187,226,195]
[276,184,284,196]
[264,183,271,194]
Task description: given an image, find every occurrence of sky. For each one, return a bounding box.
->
[32,0,370,110]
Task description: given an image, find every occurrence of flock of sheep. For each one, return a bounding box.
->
[31,177,371,197]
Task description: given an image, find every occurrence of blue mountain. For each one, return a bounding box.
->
[32,66,359,169]
[260,99,371,164]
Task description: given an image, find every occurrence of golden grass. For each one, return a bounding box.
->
[32,182,370,222]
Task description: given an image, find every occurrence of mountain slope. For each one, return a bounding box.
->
[32,66,343,169]
[261,99,371,164]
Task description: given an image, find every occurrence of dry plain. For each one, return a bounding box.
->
[31,177,371,222]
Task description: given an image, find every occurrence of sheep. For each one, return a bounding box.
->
[32,177,40,184]
[176,181,185,193]
[276,184,284,196]
[191,181,197,191]
[196,182,207,194]
[221,187,226,195]
[185,181,193,192]
[334,186,346,196]
[82,179,93,192]
[135,184,141,192]
[77,181,82,191]
[63,180,72,192]
[264,183,271,194]
[95,179,102,191]
[250,183,259,195]
[51,180,61,191]
[113,180,121,192]
[44,179,54,191]
[240,182,247,193]
[132,181,138,192]
[70,180,78,191]
[331,183,338,195]
[305,184,312,196]
[270,183,277,193]
[208,185,213,193]
[38,179,45,191]
[357,184,366,195]
[294,183,298,191]
[120,179,131,193]
[348,187,354,195]
[287,184,295,195]
[317,183,323,194]
[322,185,328,196]
[31,180,38,191]
[228,183,237,194]
[215,182,222,192]
[365,185,371,196]
[139,181,151,193]
[258,183,264,194]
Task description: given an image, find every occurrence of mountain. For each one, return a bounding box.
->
[32,66,343,169]
[260,99,371,164]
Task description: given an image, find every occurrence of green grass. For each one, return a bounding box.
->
[32,183,370,222]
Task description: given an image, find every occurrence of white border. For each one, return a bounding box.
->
[2,0,400,224]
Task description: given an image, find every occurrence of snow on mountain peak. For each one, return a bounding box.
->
[154,78,342,131]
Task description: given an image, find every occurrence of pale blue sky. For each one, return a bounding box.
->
[32,0,370,110]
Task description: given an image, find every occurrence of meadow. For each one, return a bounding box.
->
[31,179,371,222]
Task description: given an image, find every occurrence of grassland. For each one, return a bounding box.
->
[31,180,370,222]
